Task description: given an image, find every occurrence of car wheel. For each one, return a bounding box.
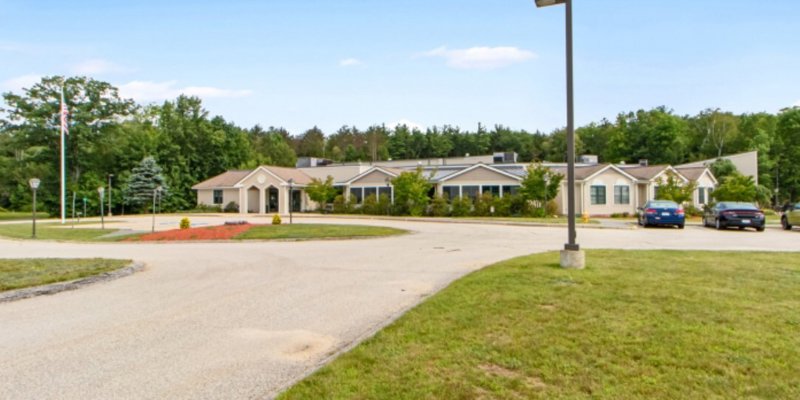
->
[715,218,725,230]
[678,224,684,229]
[738,226,746,230]
[782,217,793,230]
[757,226,765,232]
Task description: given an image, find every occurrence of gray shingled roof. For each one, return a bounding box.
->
[191,170,251,190]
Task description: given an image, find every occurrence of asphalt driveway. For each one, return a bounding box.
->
[0,216,796,399]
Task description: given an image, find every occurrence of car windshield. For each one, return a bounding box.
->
[718,202,758,210]
[649,201,678,208]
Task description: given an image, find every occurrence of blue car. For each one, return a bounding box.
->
[638,200,685,229]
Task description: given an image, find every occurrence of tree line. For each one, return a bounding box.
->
[1,76,799,215]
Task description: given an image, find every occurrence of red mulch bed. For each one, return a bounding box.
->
[130,223,254,241]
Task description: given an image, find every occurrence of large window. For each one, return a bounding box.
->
[213,189,223,205]
[349,187,363,204]
[364,187,377,200]
[698,187,706,204]
[590,185,606,205]
[614,185,630,204]
[482,185,501,197]
[462,186,480,201]
[378,186,392,201]
[442,186,460,200]
[502,185,520,197]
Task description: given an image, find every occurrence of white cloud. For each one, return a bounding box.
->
[794,100,800,107]
[339,58,363,67]
[421,46,536,69]
[118,80,253,102]
[387,119,426,131]
[0,74,42,92]
[71,59,132,75]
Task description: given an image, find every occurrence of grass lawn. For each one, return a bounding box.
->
[279,250,800,399]
[0,211,50,221]
[235,224,406,240]
[0,258,131,291]
[0,222,126,242]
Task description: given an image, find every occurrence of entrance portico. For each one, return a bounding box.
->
[233,166,312,215]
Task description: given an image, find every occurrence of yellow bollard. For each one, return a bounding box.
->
[582,213,590,223]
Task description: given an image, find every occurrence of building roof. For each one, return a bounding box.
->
[618,165,671,180]
[674,167,707,181]
[261,165,313,185]
[548,164,611,180]
[191,170,251,190]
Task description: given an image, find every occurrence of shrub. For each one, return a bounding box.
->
[224,201,239,213]
[473,192,494,217]
[430,194,450,217]
[362,194,381,215]
[332,195,348,214]
[179,217,191,229]
[451,196,473,217]
[272,214,282,225]
[377,194,392,216]
[492,196,512,217]
[683,205,703,217]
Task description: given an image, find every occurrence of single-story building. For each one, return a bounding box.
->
[193,154,717,216]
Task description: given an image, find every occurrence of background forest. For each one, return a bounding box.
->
[2,76,799,215]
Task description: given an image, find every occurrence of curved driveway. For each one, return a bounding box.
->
[0,216,796,399]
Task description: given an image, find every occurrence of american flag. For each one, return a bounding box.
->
[60,87,69,135]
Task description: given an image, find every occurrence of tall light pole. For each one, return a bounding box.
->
[288,179,294,224]
[107,174,114,217]
[534,0,585,268]
[97,186,105,230]
[29,178,41,238]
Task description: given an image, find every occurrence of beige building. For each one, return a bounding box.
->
[193,155,717,216]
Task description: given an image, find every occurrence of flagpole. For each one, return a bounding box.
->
[60,85,66,224]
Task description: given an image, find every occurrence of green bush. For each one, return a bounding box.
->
[377,194,392,216]
[683,205,703,217]
[545,200,560,217]
[429,194,450,217]
[332,195,348,214]
[362,194,381,215]
[492,196,512,217]
[179,217,191,229]
[451,196,473,217]
[473,192,494,217]
[224,201,239,213]
[272,214,282,225]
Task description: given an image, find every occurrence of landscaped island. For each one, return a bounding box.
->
[0,258,131,292]
[279,250,800,399]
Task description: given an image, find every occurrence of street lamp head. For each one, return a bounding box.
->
[288,178,294,185]
[156,185,162,192]
[97,186,105,196]
[535,0,565,7]
[29,178,41,190]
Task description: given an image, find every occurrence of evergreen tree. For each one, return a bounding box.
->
[124,156,168,211]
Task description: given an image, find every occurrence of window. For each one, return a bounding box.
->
[349,187,363,204]
[654,185,661,200]
[364,187,377,200]
[590,185,606,205]
[462,186,480,201]
[502,185,520,197]
[442,186,460,200]
[213,190,223,205]
[482,185,500,197]
[614,185,630,204]
[698,187,706,205]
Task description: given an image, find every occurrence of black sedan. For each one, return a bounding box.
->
[703,202,765,232]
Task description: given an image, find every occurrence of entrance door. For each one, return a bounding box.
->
[267,187,279,213]
[291,190,302,212]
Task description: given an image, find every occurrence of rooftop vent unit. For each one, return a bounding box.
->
[493,152,518,164]
[578,155,599,165]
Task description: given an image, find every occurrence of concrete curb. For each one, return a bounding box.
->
[294,214,636,230]
[0,261,145,303]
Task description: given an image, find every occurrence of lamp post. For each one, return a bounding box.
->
[107,174,114,217]
[288,178,294,224]
[97,186,105,230]
[534,0,584,268]
[29,178,40,238]
[152,185,162,233]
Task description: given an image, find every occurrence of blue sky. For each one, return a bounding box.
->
[2,0,799,135]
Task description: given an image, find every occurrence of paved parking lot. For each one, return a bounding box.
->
[0,216,797,399]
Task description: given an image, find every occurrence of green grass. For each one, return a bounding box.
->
[0,211,50,221]
[0,222,126,242]
[0,258,131,291]
[235,224,406,240]
[279,250,800,399]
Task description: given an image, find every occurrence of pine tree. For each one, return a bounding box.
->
[124,156,168,210]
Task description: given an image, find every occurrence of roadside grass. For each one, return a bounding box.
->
[0,211,50,221]
[0,258,131,291]
[0,222,126,242]
[235,224,406,240]
[279,250,800,400]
